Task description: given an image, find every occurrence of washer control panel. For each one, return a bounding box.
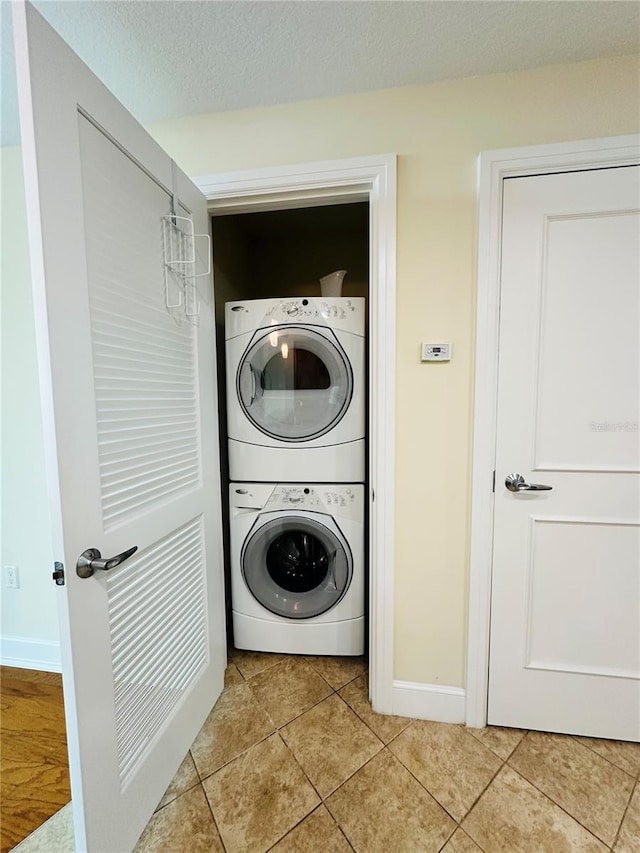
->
[265,484,363,518]
[231,483,364,519]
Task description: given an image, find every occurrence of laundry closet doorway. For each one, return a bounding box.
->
[195,158,397,713]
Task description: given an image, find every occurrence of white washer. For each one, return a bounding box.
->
[230,482,365,655]
[225,297,365,482]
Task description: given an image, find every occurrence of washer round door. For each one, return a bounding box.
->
[236,326,353,442]
[241,515,353,619]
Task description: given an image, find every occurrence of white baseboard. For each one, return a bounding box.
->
[0,636,61,672]
[392,680,466,723]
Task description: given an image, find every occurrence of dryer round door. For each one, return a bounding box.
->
[241,515,353,619]
[236,326,353,442]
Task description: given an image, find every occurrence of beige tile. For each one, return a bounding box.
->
[271,805,351,853]
[13,803,74,853]
[230,648,287,679]
[467,725,526,760]
[509,730,635,846]
[339,675,412,743]
[304,654,366,689]
[223,662,244,690]
[248,657,332,728]
[281,694,383,797]
[190,681,274,779]
[388,719,502,821]
[326,749,455,853]
[614,781,640,852]
[463,765,608,853]
[135,785,223,852]
[441,827,484,853]
[157,751,200,809]
[575,735,640,779]
[203,733,319,853]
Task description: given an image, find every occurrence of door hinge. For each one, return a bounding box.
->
[52,562,65,586]
[492,470,496,493]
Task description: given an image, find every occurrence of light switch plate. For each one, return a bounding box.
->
[421,342,451,362]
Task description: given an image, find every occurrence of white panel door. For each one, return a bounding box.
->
[13,5,225,851]
[489,165,640,740]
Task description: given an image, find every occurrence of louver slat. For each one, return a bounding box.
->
[100,450,198,488]
[106,517,207,786]
[111,564,202,657]
[117,652,205,782]
[92,312,191,348]
[100,444,197,472]
[85,147,201,529]
[116,633,203,754]
[102,472,200,524]
[99,428,198,453]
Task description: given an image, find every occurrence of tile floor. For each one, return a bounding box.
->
[15,649,640,852]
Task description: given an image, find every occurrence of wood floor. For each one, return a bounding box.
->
[0,667,71,853]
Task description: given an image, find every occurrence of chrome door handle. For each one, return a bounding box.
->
[505,473,552,492]
[76,546,138,578]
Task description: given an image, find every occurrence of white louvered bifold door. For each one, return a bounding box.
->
[13,6,225,851]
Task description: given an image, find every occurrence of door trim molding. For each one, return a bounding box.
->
[193,155,397,713]
[466,134,640,728]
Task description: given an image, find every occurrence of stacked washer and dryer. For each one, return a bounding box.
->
[225,296,366,655]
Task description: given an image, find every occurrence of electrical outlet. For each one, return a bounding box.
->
[3,566,20,589]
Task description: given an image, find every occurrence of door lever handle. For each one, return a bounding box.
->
[505,473,552,493]
[76,546,138,578]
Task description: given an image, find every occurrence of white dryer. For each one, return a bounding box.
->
[230,482,365,656]
[225,297,365,482]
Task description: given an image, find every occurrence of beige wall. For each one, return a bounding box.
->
[148,55,637,687]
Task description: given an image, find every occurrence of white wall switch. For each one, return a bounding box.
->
[421,342,452,362]
[3,566,20,589]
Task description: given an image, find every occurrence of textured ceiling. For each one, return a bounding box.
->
[2,1,639,146]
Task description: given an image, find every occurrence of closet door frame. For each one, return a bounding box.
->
[195,155,397,713]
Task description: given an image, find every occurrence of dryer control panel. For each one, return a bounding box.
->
[276,300,352,321]
[225,297,365,338]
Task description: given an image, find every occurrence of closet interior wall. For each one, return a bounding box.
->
[210,202,370,642]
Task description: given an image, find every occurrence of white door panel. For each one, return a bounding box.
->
[534,208,639,471]
[489,166,640,740]
[13,5,225,851]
